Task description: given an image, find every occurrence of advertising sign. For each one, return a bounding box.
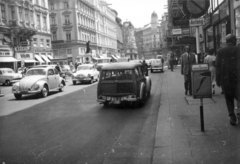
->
[191,64,212,99]
[0,48,12,56]
[172,29,182,35]
[189,18,205,27]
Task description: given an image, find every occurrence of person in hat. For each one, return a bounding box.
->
[216,34,240,126]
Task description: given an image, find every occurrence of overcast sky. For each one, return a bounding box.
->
[106,0,168,28]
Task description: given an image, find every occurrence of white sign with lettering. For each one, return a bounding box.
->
[172,29,182,35]
[189,18,205,27]
[0,48,12,56]
[16,53,34,60]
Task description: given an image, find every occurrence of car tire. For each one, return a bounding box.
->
[40,85,49,98]
[14,94,22,100]
[73,81,76,85]
[59,82,64,92]
[5,80,11,86]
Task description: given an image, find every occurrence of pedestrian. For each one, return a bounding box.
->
[180,45,196,96]
[55,63,61,73]
[141,60,148,76]
[169,52,174,71]
[204,48,216,94]
[216,34,240,126]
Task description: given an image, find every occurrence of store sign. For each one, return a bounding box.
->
[189,18,205,27]
[34,47,52,52]
[0,48,12,56]
[172,29,182,35]
[219,0,229,20]
[20,41,29,46]
[15,46,30,51]
[16,53,33,59]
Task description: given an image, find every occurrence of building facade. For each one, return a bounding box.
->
[135,29,143,59]
[0,0,52,71]
[135,12,162,59]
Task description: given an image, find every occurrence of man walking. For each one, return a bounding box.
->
[169,52,174,71]
[181,45,196,96]
[216,34,240,126]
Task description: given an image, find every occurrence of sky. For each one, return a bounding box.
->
[106,0,168,28]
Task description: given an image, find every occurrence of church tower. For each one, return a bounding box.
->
[151,11,158,31]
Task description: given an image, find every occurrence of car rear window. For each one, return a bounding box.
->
[102,70,133,81]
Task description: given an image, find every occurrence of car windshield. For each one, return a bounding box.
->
[102,70,133,81]
[2,69,14,74]
[26,68,46,76]
[77,66,92,71]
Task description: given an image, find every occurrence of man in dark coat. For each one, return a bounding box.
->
[181,45,196,95]
[169,52,174,71]
[216,34,240,126]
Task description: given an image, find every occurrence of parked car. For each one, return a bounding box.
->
[97,62,151,107]
[149,59,164,73]
[0,68,22,86]
[12,65,66,100]
[72,64,99,85]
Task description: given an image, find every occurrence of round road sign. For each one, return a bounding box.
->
[183,0,210,18]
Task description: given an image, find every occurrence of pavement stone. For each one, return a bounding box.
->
[153,68,240,164]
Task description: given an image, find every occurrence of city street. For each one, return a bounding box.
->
[0,73,163,164]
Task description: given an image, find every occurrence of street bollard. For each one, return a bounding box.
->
[0,85,5,97]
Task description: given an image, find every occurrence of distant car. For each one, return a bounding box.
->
[72,64,99,85]
[0,68,22,86]
[59,65,72,76]
[149,59,164,73]
[12,65,66,100]
[97,62,151,107]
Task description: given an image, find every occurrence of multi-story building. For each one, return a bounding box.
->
[112,10,123,57]
[135,12,162,59]
[0,0,52,71]
[49,0,118,64]
[94,0,117,58]
[49,0,97,64]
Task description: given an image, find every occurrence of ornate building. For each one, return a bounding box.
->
[135,11,162,59]
[0,0,52,71]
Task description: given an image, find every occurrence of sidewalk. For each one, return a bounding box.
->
[153,68,240,164]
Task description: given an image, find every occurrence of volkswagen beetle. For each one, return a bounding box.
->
[12,65,65,100]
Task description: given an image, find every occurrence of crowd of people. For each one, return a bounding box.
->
[179,34,240,126]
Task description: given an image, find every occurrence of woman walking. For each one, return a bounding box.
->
[204,48,216,94]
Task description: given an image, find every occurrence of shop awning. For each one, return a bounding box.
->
[0,57,19,62]
[4,36,11,43]
[47,55,53,60]
[35,55,45,63]
[24,59,39,63]
[41,55,51,63]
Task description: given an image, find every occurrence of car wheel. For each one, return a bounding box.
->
[40,85,49,98]
[73,81,76,85]
[59,82,64,92]
[14,94,22,100]
[5,80,11,86]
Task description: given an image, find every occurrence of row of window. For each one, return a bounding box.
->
[0,4,48,30]
[77,14,95,29]
[33,38,50,47]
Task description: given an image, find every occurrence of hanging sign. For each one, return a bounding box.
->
[189,18,205,27]
[183,0,210,18]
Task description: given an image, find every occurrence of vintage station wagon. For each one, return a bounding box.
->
[97,62,151,107]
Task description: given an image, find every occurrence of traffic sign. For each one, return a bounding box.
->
[183,0,210,18]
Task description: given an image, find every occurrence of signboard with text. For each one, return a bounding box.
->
[16,53,34,60]
[0,48,12,56]
[189,18,204,27]
[191,64,212,99]
[172,28,182,35]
